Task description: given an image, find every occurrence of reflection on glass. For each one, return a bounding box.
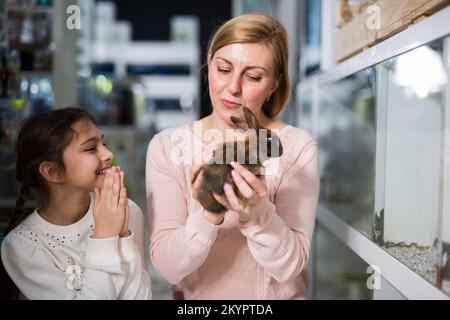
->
[298,90,313,134]
[381,40,447,292]
[313,223,372,300]
[318,68,376,238]
[443,123,450,294]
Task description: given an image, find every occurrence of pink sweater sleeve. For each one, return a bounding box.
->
[146,133,220,284]
[239,137,320,283]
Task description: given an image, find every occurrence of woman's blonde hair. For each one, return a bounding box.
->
[207,13,290,117]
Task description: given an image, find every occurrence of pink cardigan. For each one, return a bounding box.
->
[146,124,320,299]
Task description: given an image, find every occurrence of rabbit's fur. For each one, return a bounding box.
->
[192,107,283,214]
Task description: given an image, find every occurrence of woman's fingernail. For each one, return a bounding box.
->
[230,161,237,167]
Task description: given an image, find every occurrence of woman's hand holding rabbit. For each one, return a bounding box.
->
[213,161,268,223]
[93,166,128,238]
[191,165,225,225]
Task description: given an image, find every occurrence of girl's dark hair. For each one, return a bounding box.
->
[0,107,97,299]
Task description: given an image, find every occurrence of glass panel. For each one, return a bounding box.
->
[443,34,450,293]
[298,90,313,134]
[318,68,376,238]
[304,0,321,75]
[381,40,447,292]
[313,223,372,300]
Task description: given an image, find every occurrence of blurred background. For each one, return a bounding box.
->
[0,0,449,300]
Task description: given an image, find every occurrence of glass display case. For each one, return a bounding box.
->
[317,67,376,239]
[297,85,314,135]
[313,223,373,300]
[0,0,74,240]
[298,33,450,297]
[376,40,447,289]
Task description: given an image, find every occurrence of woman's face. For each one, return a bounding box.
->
[208,42,279,127]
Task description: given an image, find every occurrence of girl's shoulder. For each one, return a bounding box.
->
[2,211,44,250]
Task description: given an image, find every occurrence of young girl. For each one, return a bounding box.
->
[0,107,151,299]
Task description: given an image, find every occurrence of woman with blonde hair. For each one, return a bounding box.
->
[146,13,319,299]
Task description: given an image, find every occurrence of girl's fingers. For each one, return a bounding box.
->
[231,170,254,199]
[121,190,130,236]
[111,171,120,207]
[223,183,241,212]
[94,188,100,206]
[100,169,112,203]
[230,162,266,195]
[118,187,126,210]
[120,171,125,189]
[125,195,130,226]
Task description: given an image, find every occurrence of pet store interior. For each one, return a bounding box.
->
[0,0,449,300]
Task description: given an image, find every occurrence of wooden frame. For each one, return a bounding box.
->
[336,0,450,62]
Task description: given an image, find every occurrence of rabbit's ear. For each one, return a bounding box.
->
[230,107,260,132]
[243,107,260,130]
[230,116,249,132]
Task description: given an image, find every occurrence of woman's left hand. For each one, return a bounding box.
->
[212,161,268,221]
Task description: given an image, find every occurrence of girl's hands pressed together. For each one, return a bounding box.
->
[118,168,131,238]
[93,166,128,239]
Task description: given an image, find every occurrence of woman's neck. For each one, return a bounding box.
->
[193,110,286,144]
[38,190,90,226]
[204,110,276,133]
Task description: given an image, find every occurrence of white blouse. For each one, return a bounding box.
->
[1,195,152,300]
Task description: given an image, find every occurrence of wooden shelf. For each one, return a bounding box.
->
[336,0,450,62]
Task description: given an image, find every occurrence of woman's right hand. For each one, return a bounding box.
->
[93,166,127,238]
[191,151,225,226]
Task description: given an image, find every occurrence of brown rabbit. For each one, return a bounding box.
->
[192,107,283,214]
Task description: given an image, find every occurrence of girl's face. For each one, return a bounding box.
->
[208,42,280,127]
[61,120,113,192]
